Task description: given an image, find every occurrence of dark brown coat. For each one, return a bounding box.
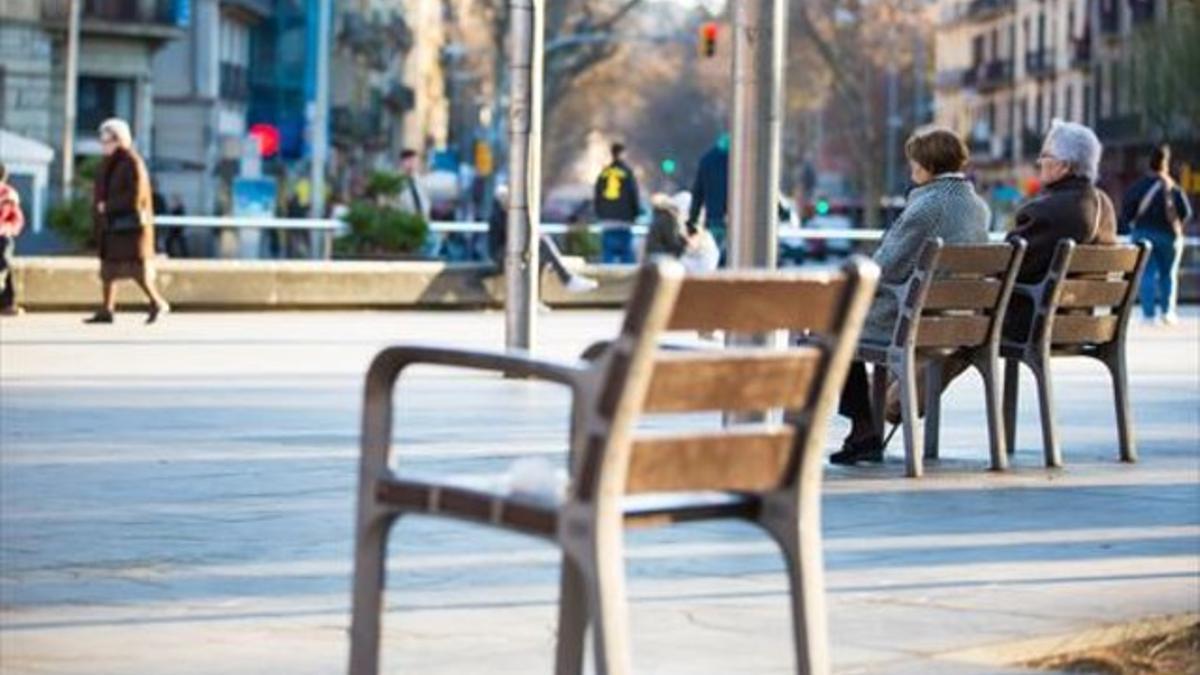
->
[1004,174,1118,340]
[1007,174,1117,283]
[93,147,155,267]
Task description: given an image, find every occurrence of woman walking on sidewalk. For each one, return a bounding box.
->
[1120,144,1194,325]
[87,118,169,324]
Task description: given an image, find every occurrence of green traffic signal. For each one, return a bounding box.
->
[815,199,831,216]
[661,158,677,175]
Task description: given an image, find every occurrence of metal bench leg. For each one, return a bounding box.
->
[978,355,1008,471]
[349,513,399,675]
[896,355,923,478]
[763,511,831,675]
[1103,347,1138,463]
[923,360,942,461]
[555,554,589,675]
[1003,358,1019,456]
[1031,356,1063,468]
[587,525,633,675]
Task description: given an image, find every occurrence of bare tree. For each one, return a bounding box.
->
[1129,1,1200,143]
[790,0,927,227]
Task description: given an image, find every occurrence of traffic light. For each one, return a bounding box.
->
[815,197,831,216]
[660,158,677,175]
[699,21,718,58]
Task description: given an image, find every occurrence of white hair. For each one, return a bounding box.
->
[1042,118,1102,182]
[98,117,133,149]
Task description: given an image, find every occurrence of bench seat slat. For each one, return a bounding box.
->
[627,426,796,494]
[1051,314,1118,345]
[925,278,1003,310]
[668,276,843,332]
[1069,246,1141,274]
[644,348,821,413]
[1058,279,1128,308]
[934,246,1014,274]
[915,315,990,348]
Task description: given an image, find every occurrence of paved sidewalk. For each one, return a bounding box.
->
[1,309,1197,674]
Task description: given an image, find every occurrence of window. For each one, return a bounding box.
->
[219,15,251,102]
[1065,84,1074,122]
[1083,83,1092,125]
[1110,62,1120,116]
[77,76,135,133]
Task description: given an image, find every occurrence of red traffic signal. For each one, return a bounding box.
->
[699,21,718,58]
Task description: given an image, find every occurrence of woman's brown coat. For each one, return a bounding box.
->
[93,147,155,263]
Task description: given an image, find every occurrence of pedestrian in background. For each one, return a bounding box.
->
[0,162,25,316]
[87,118,170,324]
[485,185,598,294]
[593,142,640,264]
[685,132,730,262]
[395,148,431,221]
[1120,144,1193,325]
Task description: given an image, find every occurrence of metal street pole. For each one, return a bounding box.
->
[728,0,786,271]
[310,0,331,218]
[61,0,81,200]
[506,0,542,352]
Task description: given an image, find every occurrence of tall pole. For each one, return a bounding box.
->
[310,0,331,218]
[506,0,542,351]
[728,0,786,271]
[61,0,81,200]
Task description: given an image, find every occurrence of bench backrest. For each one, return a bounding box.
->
[889,238,1026,350]
[572,258,878,503]
[1031,241,1150,346]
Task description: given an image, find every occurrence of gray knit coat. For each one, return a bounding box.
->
[861,176,991,344]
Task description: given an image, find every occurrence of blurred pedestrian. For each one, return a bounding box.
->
[162,194,189,258]
[643,193,689,259]
[395,148,431,221]
[832,126,990,465]
[1120,144,1193,325]
[86,118,170,324]
[593,142,640,264]
[486,185,597,293]
[0,162,25,316]
[1005,119,1117,340]
[686,132,730,260]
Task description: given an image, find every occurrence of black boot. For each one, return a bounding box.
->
[829,434,884,465]
[84,310,114,324]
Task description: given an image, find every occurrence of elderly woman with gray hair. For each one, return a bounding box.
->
[1004,119,1117,340]
[87,118,169,324]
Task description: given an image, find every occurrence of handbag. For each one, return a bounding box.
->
[107,210,143,233]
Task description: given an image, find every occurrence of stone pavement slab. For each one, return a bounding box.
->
[0,308,1197,674]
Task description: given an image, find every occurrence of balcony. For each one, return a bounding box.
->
[219,63,250,102]
[1096,114,1143,143]
[1131,0,1156,24]
[1071,36,1092,69]
[41,0,186,42]
[966,0,1015,22]
[978,60,1013,92]
[1099,7,1120,34]
[1025,50,1056,79]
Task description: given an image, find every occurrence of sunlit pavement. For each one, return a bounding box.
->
[1,308,1197,674]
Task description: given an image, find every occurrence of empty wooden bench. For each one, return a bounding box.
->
[348,257,879,675]
[856,238,1026,477]
[1002,241,1151,467]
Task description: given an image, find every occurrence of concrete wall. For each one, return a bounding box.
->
[11,257,635,309]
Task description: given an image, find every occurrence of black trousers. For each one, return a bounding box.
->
[838,360,874,423]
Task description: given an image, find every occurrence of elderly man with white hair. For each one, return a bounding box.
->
[1004,119,1118,340]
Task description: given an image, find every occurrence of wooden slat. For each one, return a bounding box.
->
[1051,315,1118,345]
[668,275,843,332]
[644,348,820,413]
[627,426,796,494]
[1069,246,1141,274]
[1058,279,1129,308]
[915,315,990,348]
[925,278,1003,310]
[935,245,1013,274]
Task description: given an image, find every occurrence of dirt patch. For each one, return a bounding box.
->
[1028,622,1200,674]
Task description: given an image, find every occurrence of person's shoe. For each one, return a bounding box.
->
[537,301,553,314]
[1140,314,1159,327]
[84,310,114,324]
[146,302,170,324]
[1162,311,1180,326]
[829,434,884,466]
[564,275,599,294]
[0,305,24,317]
